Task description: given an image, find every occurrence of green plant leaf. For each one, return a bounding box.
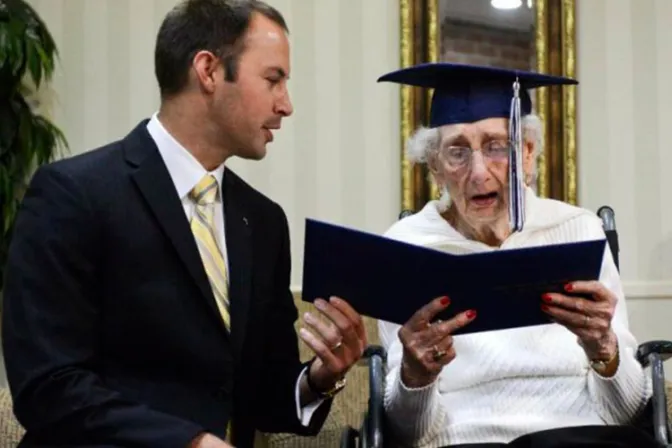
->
[0,23,9,70]
[27,24,54,83]
[25,32,42,87]
[7,18,25,78]
[34,41,52,79]
[33,117,51,165]
[21,0,58,58]
[0,0,67,290]
[16,100,34,164]
[0,97,18,155]
[35,114,68,157]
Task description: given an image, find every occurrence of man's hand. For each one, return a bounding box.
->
[398,296,475,388]
[299,296,367,395]
[541,281,619,365]
[188,433,234,448]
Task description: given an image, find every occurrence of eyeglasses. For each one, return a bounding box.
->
[437,139,512,169]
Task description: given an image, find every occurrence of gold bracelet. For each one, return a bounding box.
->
[590,346,619,376]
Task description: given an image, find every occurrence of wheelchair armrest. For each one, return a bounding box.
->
[637,340,672,367]
[360,344,387,448]
[341,345,388,448]
[363,344,387,362]
[636,340,672,446]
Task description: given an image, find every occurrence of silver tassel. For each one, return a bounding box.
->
[508,78,525,232]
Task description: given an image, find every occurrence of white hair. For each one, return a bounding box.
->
[406,114,544,210]
[406,126,441,164]
[521,114,543,185]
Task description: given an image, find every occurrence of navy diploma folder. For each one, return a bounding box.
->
[301,219,607,335]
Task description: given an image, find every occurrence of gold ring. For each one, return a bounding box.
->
[331,341,343,351]
[431,345,446,362]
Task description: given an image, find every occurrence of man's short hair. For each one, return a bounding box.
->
[154,0,288,98]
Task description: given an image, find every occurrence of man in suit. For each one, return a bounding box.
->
[1,1,367,447]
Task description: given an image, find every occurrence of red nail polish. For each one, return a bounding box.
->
[466,309,477,319]
[440,296,450,306]
[541,304,550,312]
[565,283,574,292]
[542,294,552,303]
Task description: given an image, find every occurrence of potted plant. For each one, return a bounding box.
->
[0,0,68,292]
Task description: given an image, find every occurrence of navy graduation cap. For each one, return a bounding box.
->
[377,62,578,233]
[376,62,577,128]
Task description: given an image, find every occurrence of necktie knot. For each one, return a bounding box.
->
[190,174,218,205]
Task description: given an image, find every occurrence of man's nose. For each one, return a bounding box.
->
[276,90,293,117]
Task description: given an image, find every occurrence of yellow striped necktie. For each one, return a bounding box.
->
[189,174,231,331]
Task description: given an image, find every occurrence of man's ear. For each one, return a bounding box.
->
[192,50,221,94]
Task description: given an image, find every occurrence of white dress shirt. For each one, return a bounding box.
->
[146,113,323,427]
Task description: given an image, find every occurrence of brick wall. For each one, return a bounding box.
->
[441,19,535,71]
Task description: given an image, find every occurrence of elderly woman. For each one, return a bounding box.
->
[376,63,656,448]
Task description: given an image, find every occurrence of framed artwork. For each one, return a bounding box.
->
[397,0,576,212]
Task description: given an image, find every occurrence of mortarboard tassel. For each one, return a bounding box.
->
[508,78,525,232]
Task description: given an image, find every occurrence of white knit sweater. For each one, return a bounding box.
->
[378,189,651,447]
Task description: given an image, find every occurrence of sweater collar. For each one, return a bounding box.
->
[387,187,591,251]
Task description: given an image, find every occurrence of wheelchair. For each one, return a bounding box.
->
[340,206,672,448]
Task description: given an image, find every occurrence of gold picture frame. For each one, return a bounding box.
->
[398,0,577,212]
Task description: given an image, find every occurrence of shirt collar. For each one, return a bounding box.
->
[146,112,225,201]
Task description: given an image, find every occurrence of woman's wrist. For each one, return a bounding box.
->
[400,360,438,389]
[588,333,619,377]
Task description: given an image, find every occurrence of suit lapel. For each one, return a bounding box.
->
[223,171,253,361]
[124,122,228,333]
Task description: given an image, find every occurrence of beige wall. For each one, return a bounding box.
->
[577,0,672,348]
[27,0,401,289]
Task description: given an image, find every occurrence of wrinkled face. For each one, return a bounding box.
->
[430,117,535,226]
[192,12,293,160]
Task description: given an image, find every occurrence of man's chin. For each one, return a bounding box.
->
[249,148,267,161]
[237,144,267,161]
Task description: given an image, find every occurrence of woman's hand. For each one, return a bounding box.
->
[541,281,618,362]
[398,296,476,389]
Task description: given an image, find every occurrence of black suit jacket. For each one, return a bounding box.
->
[1,121,331,447]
